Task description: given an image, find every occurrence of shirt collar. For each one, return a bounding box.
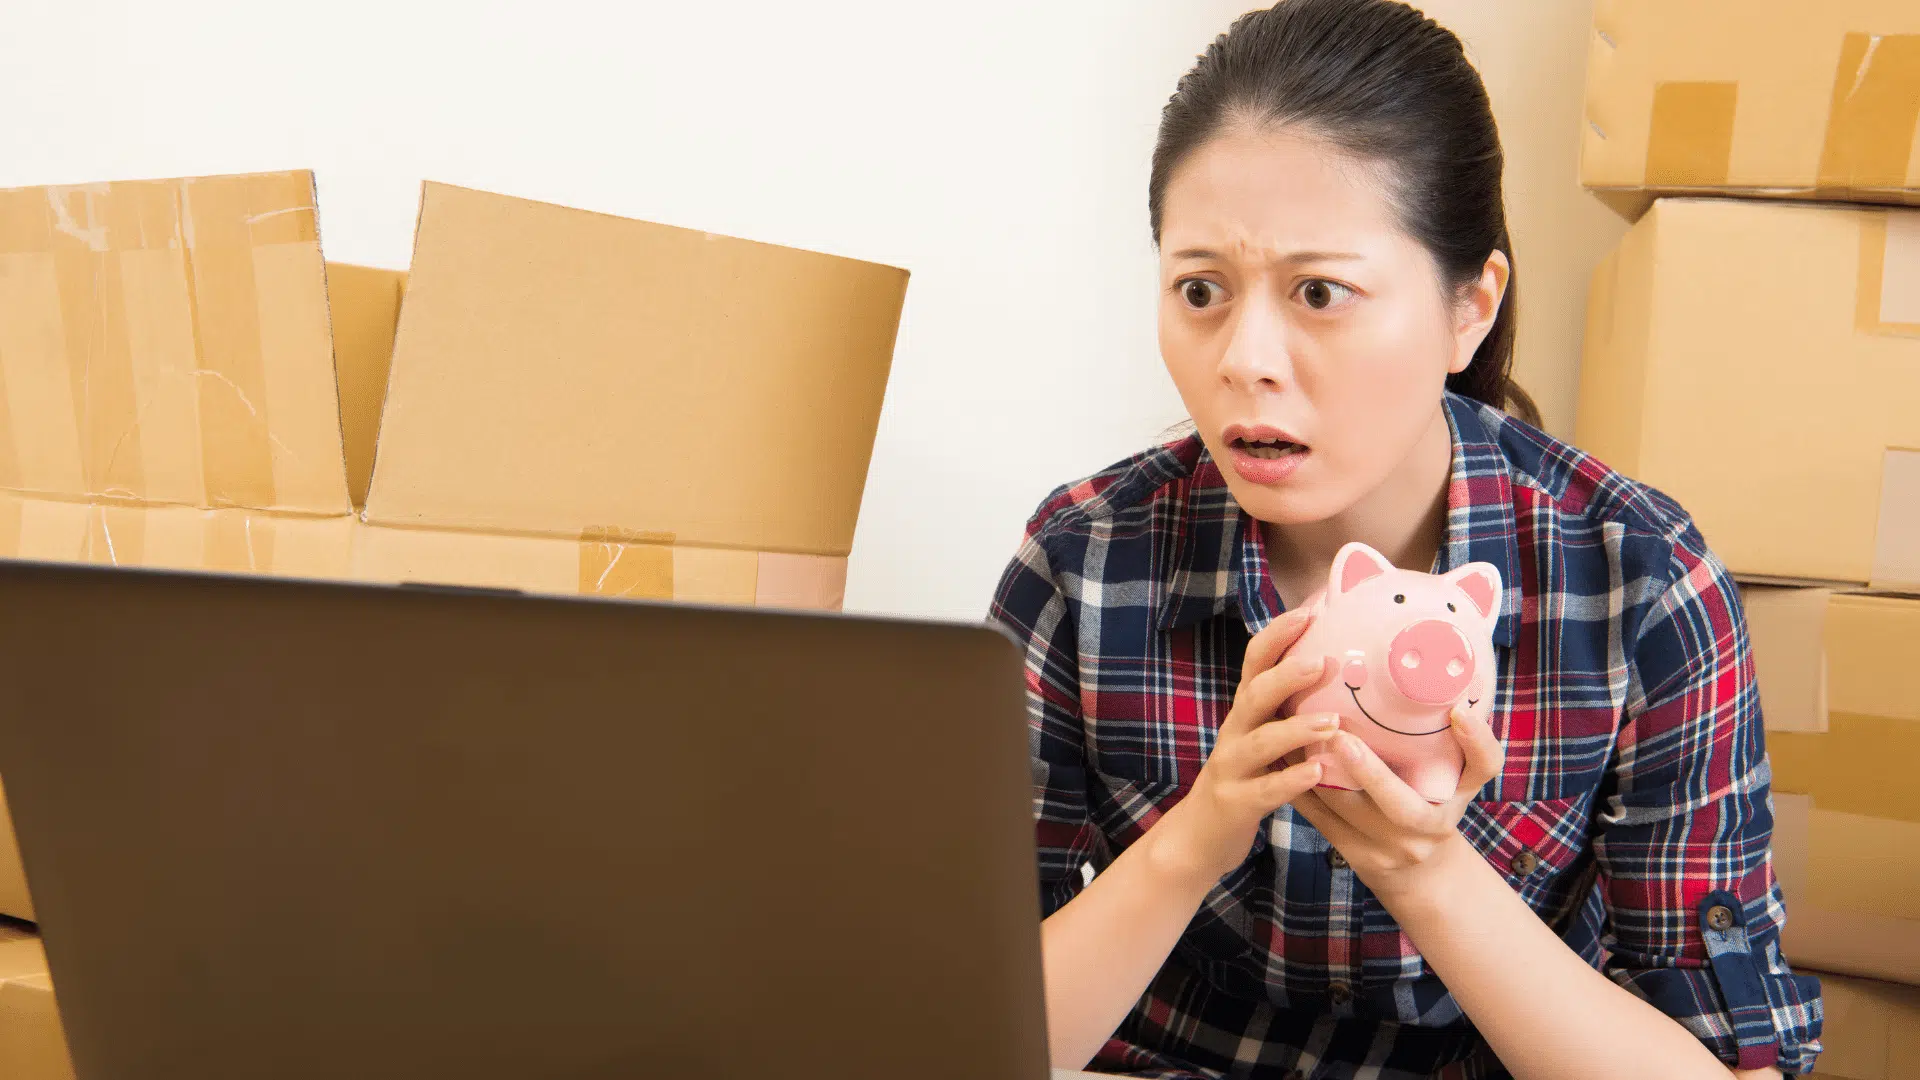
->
[1156,393,1522,648]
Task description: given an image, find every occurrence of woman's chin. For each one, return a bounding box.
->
[1224,477,1353,527]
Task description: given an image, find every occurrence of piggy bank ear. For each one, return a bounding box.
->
[1443,562,1503,622]
[1330,542,1393,596]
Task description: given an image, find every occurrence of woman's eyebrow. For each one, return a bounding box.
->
[1168,247,1366,263]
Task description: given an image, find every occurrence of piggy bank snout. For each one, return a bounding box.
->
[1387,619,1475,705]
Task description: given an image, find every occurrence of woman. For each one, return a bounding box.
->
[987,2,1824,1077]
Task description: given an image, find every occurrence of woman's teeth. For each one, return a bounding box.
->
[1237,439,1301,459]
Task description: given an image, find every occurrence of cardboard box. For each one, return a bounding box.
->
[1576,198,1920,588]
[1803,973,1920,1079]
[1581,0,1920,219]
[0,173,358,516]
[1745,585,1920,985]
[364,182,908,559]
[326,263,406,510]
[0,170,909,923]
[0,781,29,923]
[351,524,847,609]
[0,928,73,1080]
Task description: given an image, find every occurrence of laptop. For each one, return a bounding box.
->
[0,559,1051,1080]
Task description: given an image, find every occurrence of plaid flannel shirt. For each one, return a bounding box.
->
[988,394,1823,1079]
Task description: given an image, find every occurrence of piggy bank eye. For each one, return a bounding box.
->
[1393,594,1406,604]
[1446,602,1456,612]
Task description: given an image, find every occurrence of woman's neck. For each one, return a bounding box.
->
[1262,404,1455,608]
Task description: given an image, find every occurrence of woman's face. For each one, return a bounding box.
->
[1157,125,1504,526]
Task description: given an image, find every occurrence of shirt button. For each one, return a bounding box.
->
[1509,849,1541,876]
[1707,904,1736,932]
[1328,848,1348,870]
[1328,981,1353,1006]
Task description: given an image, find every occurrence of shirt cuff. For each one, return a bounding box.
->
[1609,890,1825,1074]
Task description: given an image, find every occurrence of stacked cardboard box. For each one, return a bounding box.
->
[0,928,71,1080]
[1801,975,1920,1080]
[1576,2,1920,1074]
[0,170,907,1074]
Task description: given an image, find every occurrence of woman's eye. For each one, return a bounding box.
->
[1180,279,1226,309]
[1298,278,1353,310]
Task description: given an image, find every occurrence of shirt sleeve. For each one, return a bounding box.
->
[987,524,1101,919]
[1593,547,1825,1074]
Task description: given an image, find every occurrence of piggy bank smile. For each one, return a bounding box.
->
[1344,683,1456,737]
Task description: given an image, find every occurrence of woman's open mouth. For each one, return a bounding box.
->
[1224,427,1310,485]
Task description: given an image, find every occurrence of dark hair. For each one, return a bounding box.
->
[1149,0,1540,428]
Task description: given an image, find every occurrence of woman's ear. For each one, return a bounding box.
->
[1449,249,1510,376]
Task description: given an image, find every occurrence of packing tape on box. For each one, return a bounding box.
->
[1641,34,1920,195]
[755,551,848,611]
[1644,81,1738,187]
[574,529,847,610]
[0,174,321,510]
[1857,212,1920,337]
[578,526,678,600]
[1875,450,1920,588]
[0,493,359,580]
[1746,585,1832,734]
[1772,711,1920,823]
[1817,33,1920,196]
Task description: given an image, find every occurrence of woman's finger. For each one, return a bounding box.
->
[1246,758,1328,814]
[1326,733,1433,831]
[1438,706,1505,820]
[1451,707,1505,794]
[1239,608,1313,689]
[1232,712,1341,775]
[1220,652,1331,740]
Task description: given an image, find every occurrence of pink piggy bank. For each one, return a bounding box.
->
[1281,542,1502,804]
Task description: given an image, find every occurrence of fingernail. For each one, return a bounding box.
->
[1312,714,1339,731]
[1338,735,1363,761]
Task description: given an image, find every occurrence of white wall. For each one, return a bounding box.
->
[0,2,1618,622]
[1408,0,1628,439]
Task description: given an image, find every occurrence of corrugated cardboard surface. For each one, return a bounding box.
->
[0,172,352,515]
[0,929,73,1080]
[1747,585,1920,984]
[353,524,848,611]
[0,491,358,580]
[0,491,847,611]
[364,182,909,558]
[1804,972,1920,1080]
[1582,0,1920,217]
[0,778,29,921]
[1576,199,1920,586]
[324,263,405,509]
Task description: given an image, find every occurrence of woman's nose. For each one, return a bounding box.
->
[1217,302,1293,392]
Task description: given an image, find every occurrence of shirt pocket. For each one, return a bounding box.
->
[1085,715,1198,789]
[1459,794,1593,898]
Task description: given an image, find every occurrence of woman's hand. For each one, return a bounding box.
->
[1146,609,1343,889]
[1289,707,1505,904]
